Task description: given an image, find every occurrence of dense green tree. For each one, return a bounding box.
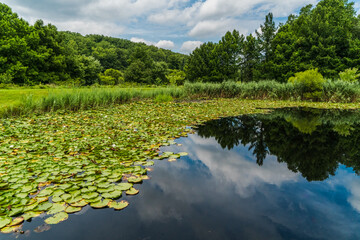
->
[185,42,217,82]
[241,34,261,82]
[256,13,277,79]
[213,30,244,81]
[271,0,360,81]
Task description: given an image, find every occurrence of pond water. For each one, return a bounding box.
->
[3,107,360,240]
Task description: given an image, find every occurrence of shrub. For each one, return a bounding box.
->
[339,68,360,83]
[288,69,325,100]
[153,94,174,103]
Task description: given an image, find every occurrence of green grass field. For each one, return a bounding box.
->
[0,87,168,109]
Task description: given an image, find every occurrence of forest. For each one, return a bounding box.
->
[1,0,360,87]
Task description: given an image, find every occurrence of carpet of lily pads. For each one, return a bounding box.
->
[0,99,359,234]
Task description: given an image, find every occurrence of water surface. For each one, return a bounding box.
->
[3,108,360,240]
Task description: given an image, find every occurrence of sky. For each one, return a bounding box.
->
[2,0,360,54]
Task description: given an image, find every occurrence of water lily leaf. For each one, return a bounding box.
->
[70,200,87,207]
[1,225,21,234]
[57,183,72,190]
[90,199,111,209]
[48,203,66,215]
[15,192,28,199]
[45,212,68,225]
[125,188,139,195]
[52,196,63,203]
[178,152,188,156]
[21,185,34,193]
[82,192,99,200]
[38,188,53,197]
[168,158,177,162]
[52,189,65,197]
[65,206,81,214]
[36,197,49,203]
[143,161,154,166]
[69,190,81,198]
[37,202,52,211]
[24,202,39,212]
[22,211,42,221]
[87,186,97,192]
[127,177,142,184]
[66,196,82,204]
[97,182,110,189]
[141,175,150,180]
[9,207,24,217]
[85,196,102,203]
[108,200,129,210]
[97,186,114,193]
[61,194,72,201]
[0,216,12,229]
[102,190,122,199]
[169,154,180,159]
[8,217,23,226]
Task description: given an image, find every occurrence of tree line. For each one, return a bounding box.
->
[0,3,187,86]
[186,0,360,83]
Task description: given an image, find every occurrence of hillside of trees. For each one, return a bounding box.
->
[0,3,187,86]
[186,0,360,83]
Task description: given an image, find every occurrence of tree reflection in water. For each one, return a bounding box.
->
[196,108,360,181]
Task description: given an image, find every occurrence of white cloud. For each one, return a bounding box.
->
[54,20,125,36]
[130,37,154,45]
[155,40,175,50]
[131,38,175,50]
[2,0,322,51]
[188,19,238,38]
[179,135,300,198]
[180,41,203,53]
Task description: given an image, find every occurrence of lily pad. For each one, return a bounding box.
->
[9,207,24,217]
[22,211,43,221]
[127,177,142,184]
[48,203,66,215]
[178,152,188,156]
[90,199,111,209]
[0,216,12,229]
[65,206,81,213]
[114,183,133,191]
[108,200,129,210]
[70,200,87,207]
[37,202,53,211]
[7,217,23,226]
[38,188,53,197]
[1,225,21,234]
[102,190,122,199]
[125,188,139,195]
[45,212,68,225]
[82,192,99,200]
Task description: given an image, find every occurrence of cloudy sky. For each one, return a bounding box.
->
[2,0,360,53]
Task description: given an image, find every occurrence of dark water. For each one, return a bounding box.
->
[4,108,360,240]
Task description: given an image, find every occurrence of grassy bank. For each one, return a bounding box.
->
[2,80,360,118]
[0,87,184,118]
[184,81,360,102]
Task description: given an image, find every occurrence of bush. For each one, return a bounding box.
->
[153,94,174,103]
[288,69,325,100]
[339,68,360,83]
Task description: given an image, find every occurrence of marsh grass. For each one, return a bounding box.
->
[0,87,185,118]
[2,80,360,118]
[184,80,360,102]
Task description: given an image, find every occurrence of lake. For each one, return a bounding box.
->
[3,107,360,240]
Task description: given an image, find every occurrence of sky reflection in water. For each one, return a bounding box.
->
[3,108,360,240]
